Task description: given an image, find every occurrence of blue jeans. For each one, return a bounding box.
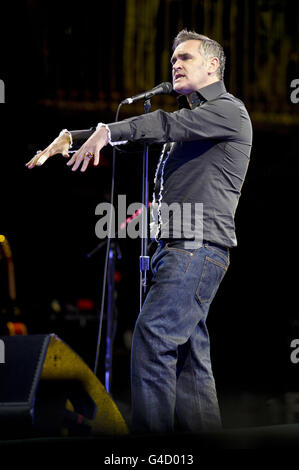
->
[130,239,230,433]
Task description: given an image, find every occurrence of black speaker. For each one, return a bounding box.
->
[0,334,128,439]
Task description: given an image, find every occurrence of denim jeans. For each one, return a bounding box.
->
[130,239,230,433]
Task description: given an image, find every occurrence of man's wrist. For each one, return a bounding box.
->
[96,122,128,146]
[59,129,73,148]
[95,123,110,145]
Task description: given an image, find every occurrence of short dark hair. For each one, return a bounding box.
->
[172,29,226,80]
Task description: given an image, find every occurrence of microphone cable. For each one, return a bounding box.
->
[93,102,123,377]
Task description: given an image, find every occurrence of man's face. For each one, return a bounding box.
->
[171,40,211,95]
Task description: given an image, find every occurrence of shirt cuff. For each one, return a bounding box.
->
[97,121,132,146]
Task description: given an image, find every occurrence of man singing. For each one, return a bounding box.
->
[26,30,252,433]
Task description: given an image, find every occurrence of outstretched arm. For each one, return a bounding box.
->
[25,126,109,172]
[26,96,244,171]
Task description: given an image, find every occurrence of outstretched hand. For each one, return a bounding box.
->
[26,131,71,169]
[66,126,109,172]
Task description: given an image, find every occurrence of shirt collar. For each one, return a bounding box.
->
[177,80,227,109]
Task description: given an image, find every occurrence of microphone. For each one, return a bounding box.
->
[122,82,173,105]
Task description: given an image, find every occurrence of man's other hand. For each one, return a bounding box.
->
[26,131,71,169]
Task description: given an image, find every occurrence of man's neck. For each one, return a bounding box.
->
[186,78,220,106]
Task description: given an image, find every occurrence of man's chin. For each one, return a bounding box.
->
[173,83,193,95]
[173,85,186,95]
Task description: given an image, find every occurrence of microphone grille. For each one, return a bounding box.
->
[162,82,173,94]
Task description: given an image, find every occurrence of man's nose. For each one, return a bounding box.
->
[172,61,182,73]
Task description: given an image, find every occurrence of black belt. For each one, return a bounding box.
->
[157,238,229,253]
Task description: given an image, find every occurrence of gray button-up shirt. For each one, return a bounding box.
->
[71,80,252,247]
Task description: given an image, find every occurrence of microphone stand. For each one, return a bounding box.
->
[87,239,122,394]
[104,240,121,393]
[139,99,151,311]
[88,196,147,392]
[88,93,157,389]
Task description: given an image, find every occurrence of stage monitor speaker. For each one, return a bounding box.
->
[0,334,128,438]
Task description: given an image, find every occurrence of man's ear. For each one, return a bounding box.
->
[208,57,219,75]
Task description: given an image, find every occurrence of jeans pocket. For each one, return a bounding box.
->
[204,244,230,267]
[165,241,195,256]
[196,256,227,304]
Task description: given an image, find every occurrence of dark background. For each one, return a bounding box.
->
[1,0,299,429]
